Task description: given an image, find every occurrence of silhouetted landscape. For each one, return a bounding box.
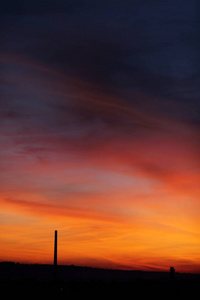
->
[1,262,200,298]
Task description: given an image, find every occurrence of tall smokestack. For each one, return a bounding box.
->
[54,230,57,280]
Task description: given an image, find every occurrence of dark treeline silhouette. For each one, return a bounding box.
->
[0,261,200,299]
[1,261,199,283]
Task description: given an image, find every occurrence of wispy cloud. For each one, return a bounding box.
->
[1,0,199,271]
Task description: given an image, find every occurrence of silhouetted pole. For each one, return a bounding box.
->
[54,230,57,280]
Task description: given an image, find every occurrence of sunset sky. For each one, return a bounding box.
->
[1,1,200,273]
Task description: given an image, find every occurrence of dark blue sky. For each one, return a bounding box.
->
[1,0,199,124]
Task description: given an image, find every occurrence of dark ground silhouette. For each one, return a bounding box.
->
[0,262,199,298]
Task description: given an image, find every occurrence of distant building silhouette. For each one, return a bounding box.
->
[170,267,175,281]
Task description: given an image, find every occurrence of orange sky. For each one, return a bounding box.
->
[0,53,200,273]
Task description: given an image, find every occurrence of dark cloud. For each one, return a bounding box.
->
[1,0,199,125]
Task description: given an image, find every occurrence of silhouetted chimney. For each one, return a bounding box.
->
[54,230,57,280]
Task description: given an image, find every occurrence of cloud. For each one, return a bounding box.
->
[1,0,199,109]
[1,54,199,202]
[1,1,200,271]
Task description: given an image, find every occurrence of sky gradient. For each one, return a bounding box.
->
[1,0,200,272]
